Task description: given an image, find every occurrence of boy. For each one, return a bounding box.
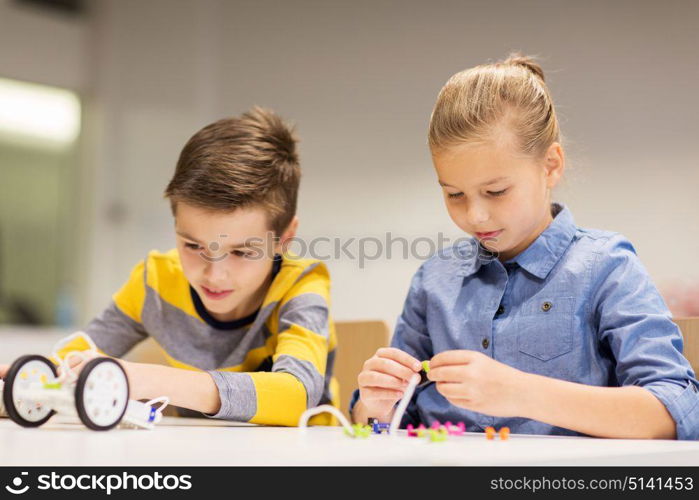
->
[3,108,337,426]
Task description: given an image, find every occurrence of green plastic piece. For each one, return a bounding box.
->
[43,382,62,389]
[428,429,447,442]
[345,423,371,438]
[421,360,430,373]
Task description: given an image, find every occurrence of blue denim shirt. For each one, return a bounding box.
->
[352,203,699,439]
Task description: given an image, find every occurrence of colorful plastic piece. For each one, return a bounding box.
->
[344,423,372,438]
[485,426,510,440]
[369,418,391,434]
[427,428,447,442]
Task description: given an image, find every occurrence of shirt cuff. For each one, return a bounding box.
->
[643,379,699,440]
[203,371,257,421]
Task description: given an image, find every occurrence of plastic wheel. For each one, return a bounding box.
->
[2,355,58,427]
[75,358,129,431]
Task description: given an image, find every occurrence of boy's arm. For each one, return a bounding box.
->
[53,260,149,362]
[120,362,221,414]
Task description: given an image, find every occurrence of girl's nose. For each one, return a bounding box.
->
[467,204,490,225]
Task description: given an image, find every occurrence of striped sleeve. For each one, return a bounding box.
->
[208,262,331,426]
[52,259,148,362]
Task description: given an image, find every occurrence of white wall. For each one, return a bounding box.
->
[67,0,699,330]
[0,0,89,90]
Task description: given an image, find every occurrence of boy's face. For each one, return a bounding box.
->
[174,202,285,322]
[432,139,564,262]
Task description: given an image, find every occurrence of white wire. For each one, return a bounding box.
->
[143,396,170,423]
[51,331,99,383]
[298,404,355,435]
[389,373,420,436]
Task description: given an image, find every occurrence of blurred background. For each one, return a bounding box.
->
[0,0,697,338]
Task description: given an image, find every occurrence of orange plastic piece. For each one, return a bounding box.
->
[485,426,496,440]
[499,427,510,440]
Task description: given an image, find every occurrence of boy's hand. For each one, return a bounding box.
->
[428,350,526,418]
[0,364,8,378]
[357,347,422,419]
[57,354,142,398]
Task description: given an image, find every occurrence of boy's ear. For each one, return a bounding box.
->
[275,216,299,253]
[543,142,565,189]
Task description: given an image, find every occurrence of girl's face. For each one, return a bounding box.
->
[432,139,564,262]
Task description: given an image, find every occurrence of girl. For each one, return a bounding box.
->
[352,54,699,439]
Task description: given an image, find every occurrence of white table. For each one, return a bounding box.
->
[3,327,699,466]
[1,415,698,466]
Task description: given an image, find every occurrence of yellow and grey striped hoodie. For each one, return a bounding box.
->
[57,249,338,426]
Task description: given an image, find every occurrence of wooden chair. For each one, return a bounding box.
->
[334,320,391,419]
[672,317,699,374]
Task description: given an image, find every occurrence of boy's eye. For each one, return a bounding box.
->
[447,192,464,199]
[231,250,251,258]
[487,188,508,197]
[184,242,201,250]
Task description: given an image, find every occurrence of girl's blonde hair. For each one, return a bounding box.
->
[428,53,560,157]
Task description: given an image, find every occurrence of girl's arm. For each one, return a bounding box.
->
[519,372,676,439]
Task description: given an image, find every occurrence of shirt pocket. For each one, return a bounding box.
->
[517,296,576,361]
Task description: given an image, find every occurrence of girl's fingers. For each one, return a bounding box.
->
[430,350,476,368]
[427,365,466,382]
[375,348,422,372]
[363,388,404,400]
[358,371,408,391]
[364,357,417,382]
[435,381,468,399]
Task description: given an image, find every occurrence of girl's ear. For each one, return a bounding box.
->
[543,142,565,189]
[275,216,299,254]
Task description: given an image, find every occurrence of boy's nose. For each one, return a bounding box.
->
[203,259,230,282]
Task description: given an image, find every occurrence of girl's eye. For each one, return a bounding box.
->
[447,192,464,199]
[184,242,201,250]
[231,250,251,258]
[487,188,508,197]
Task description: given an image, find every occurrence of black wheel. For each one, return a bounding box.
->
[75,358,129,431]
[2,355,58,427]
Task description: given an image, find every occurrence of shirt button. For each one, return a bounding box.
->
[541,301,553,312]
[496,304,505,316]
[482,338,490,349]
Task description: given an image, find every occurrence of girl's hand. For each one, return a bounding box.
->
[0,364,9,378]
[357,347,422,418]
[428,350,526,417]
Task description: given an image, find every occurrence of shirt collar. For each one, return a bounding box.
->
[456,203,577,280]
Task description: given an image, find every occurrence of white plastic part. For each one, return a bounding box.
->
[51,331,98,383]
[298,404,355,435]
[120,397,170,430]
[389,373,420,436]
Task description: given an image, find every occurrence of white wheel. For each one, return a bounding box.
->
[75,358,129,431]
[3,355,57,427]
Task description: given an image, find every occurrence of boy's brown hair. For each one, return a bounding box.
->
[164,106,300,235]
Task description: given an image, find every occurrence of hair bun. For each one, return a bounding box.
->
[502,53,545,82]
